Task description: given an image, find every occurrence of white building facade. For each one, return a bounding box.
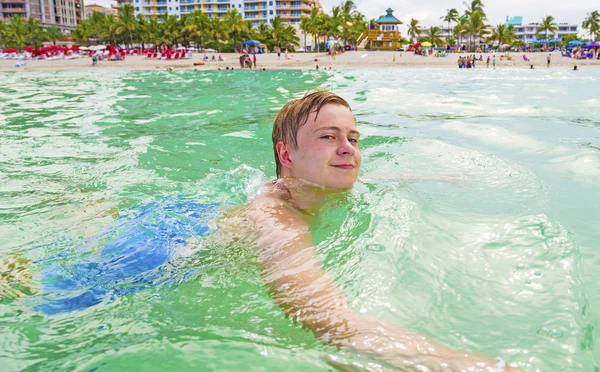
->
[117,0,320,27]
[418,19,579,44]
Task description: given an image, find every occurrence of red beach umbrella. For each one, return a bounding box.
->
[23,46,35,52]
[412,42,422,48]
[70,45,80,51]
[3,48,18,53]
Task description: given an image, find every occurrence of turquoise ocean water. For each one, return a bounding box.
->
[0,68,599,370]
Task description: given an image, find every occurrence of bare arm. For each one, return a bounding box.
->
[250,199,513,371]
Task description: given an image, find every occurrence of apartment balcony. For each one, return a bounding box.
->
[244,6,266,10]
[3,7,26,12]
[1,0,27,4]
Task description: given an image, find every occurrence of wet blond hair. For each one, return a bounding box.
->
[272,91,351,177]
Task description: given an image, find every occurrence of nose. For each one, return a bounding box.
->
[337,138,355,156]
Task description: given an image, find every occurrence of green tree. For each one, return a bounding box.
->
[88,11,106,43]
[5,15,28,49]
[407,18,422,42]
[535,15,558,41]
[299,15,311,51]
[488,24,516,50]
[181,10,209,49]
[103,14,120,46]
[582,10,600,41]
[463,0,486,18]
[440,8,459,42]
[307,7,321,52]
[453,17,468,47]
[224,8,245,51]
[561,33,579,45]
[45,25,65,45]
[117,4,136,47]
[26,16,47,49]
[466,10,489,51]
[425,26,444,46]
[71,20,90,45]
[0,20,8,49]
[206,16,228,52]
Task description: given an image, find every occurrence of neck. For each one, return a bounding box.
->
[271,177,344,213]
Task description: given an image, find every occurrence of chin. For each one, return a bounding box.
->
[324,177,357,190]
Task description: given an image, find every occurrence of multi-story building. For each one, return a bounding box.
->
[1,0,81,34]
[120,0,320,26]
[418,17,579,45]
[84,2,118,19]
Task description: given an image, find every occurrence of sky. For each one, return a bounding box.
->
[91,0,596,34]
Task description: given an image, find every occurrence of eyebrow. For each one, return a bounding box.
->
[313,126,361,137]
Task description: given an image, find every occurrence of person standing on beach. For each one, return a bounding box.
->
[218,91,518,372]
[547,54,551,67]
[253,53,257,69]
[277,47,281,60]
[493,55,497,68]
[486,55,490,68]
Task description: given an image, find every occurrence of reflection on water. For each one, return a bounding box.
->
[0,68,599,371]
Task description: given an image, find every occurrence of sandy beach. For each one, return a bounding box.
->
[1,50,599,72]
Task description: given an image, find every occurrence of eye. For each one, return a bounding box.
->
[321,135,335,140]
[349,138,359,144]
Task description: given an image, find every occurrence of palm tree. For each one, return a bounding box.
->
[134,14,149,50]
[536,15,558,41]
[88,11,105,43]
[103,15,120,46]
[407,18,421,42]
[25,17,48,48]
[582,10,600,41]
[299,15,311,51]
[0,20,8,48]
[117,4,136,47]
[307,7,320,52]
[181,10,209,49]
[5,15,28,49]
[466,10,489,51]
[488,24,515,50]
[206,16,228,52]
[425,26,444,46]
[45,25,65,45]
[453,17,468,48]
[224,8,245,51]
[463,0,485,18]
[71,21,91,45]
[440,8,459,42]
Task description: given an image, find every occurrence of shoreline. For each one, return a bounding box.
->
[1,51,598,72]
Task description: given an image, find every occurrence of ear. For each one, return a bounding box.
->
[276,142,293,170]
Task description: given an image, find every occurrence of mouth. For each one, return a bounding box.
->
[331,164,355,170]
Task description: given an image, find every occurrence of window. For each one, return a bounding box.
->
[175,6,178,9]
[238,4,241,7]
[269,1,272,5]
[169,6,171,9]
[269,9,272,14]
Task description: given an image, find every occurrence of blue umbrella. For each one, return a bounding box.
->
[550,39,561,43]
[242,40,261,45]
[536,39,549,43]
[568,40,584,46]
[586,41,600,47]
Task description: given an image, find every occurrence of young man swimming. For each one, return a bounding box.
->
[225,91,516,371]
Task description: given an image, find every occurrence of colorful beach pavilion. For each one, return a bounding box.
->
[363,8,403,51]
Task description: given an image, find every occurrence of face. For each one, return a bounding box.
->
[278,104,362,189]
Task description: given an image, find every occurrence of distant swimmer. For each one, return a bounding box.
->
[573,65,578,70]
[530,64,534,69]
[316,65,319,70]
